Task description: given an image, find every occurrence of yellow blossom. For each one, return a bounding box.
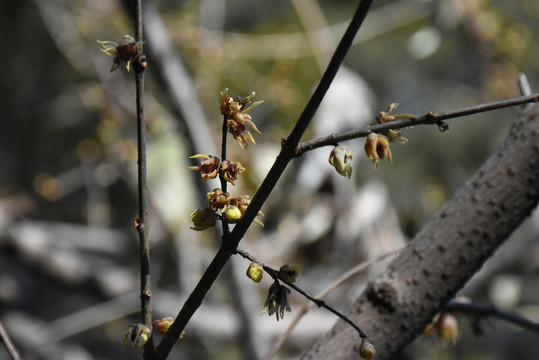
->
[188,154,221,180]
[364,133,392,168]
[329,146,353,178]
[97,35,144,72]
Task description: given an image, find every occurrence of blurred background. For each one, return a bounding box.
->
[1,0,539,359]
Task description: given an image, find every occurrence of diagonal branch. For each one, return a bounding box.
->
[152,0,375,358]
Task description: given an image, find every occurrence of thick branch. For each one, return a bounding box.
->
[301,102,539,359]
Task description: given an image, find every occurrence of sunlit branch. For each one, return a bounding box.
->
[295,94,539,156]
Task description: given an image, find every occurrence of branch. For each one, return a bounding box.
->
[234,248,368,338]
[295,94,539,156]
[263,248,402,360]
[301,99,539,359]
[444,300,539,336]
[133,0,154,356]
[152,1,374,357]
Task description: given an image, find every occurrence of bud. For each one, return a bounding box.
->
[438,314,458,346]
[246,262,264,282]
[122,323,151,351]
[359,337,376,359]
[152,317,185,339]
[279,264,300,283]
[190,208,217,231]
[224,205,242,223]
[329,146,353,179]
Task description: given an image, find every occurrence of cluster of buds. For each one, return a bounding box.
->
[191,190,264,230]
[220,89,263,148]
[364,103,414,168]
[188,154,245,185]
[97,35,144,72]
[423,313,459,346]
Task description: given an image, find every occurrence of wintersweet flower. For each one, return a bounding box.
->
[122,324,151,350]
[364,133,392,168]
[221,160,245,185]
[207,188,231,212]
[261,280,291,321]
[229,195,264,226]
[188,154,221,180]
[97,35,144,72]
[329,146,353,178]
[220,89,263,148]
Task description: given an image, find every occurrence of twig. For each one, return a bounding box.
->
[154,1,374,357]
[295,94,539,156]
[133,0,154,355]
[0,320,21,360]
[263,248,402,360]
[444,300,539,336]
[235,248,369,338]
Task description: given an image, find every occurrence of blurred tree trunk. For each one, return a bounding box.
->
[302,102,539,360]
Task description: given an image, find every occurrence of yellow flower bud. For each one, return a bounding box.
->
[279,264,300,283]
[329,146,353,179]
[224,205,242,223]
[438,314,458,346]
[359,338,376,359]
[246,263,264,282]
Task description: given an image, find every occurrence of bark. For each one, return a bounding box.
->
[302,103,539,360]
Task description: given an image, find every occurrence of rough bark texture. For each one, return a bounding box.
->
[302,103,539,360]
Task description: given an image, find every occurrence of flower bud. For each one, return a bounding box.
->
[246,263,264,283]
[122,323,151,350]
[438,314,458,346]
[329,146,353,179]
[359,338,376,359]
[190,208,217,231]
[279,264,300,283]
[224,205,242,223]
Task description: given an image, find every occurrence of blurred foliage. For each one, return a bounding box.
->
[1,0,539,359]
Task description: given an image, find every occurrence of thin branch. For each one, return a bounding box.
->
[295,94,539,156]
[444,300,539,336]
[263,248,402,360]
[154,1,374,357]
[133,0,153,355]
[235,248,368,338]
[0,320,21,360]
